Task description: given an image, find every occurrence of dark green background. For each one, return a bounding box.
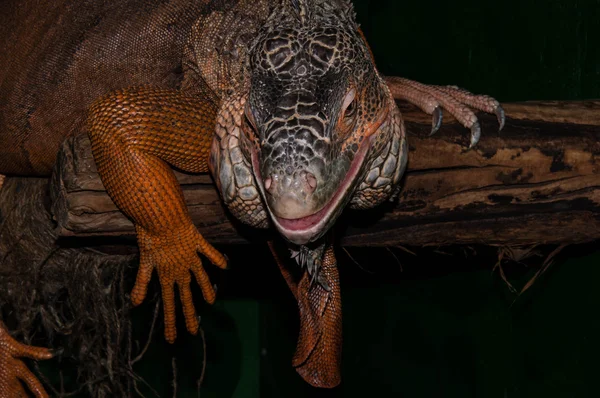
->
[44,1,600,397]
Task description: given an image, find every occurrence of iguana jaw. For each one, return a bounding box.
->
[251,122,382,245]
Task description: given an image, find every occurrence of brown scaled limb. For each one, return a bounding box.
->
[269,242,342,388]
[0,322,57,398]
[383,76,505,147]
[88,87,227,343]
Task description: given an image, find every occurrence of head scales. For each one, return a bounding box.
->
[211,0,407,245]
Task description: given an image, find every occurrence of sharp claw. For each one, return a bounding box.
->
[430,106,443,136]
[223,254,230,270]
[495,105,505,131]
[469,121,481,149]
[319,273,331,292]
[50,347,64,357]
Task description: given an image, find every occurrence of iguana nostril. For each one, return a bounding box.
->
[264,169,317,200]
[305,172,317,193]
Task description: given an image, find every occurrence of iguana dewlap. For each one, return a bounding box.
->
[0,0,504,393]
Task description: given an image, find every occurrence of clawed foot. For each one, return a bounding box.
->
[384,76,505,148]
[131,223,227,343]
[0,323,58,398]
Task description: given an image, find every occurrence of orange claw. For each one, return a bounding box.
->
[131,224,227,343]
[0,323,57,398]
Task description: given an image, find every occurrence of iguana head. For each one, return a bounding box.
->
[211,0,407,245]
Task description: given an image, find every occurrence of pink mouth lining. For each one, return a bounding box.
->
[275,202,330,231]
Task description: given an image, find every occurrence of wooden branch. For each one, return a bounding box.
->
[50,100,600,247]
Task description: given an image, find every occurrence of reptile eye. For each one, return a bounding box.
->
[342,88,357,121]
[345,99,356,118]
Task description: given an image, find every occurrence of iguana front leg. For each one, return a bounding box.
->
[0,322,57,398]
[88,87,227,343]
[269,240,342,388]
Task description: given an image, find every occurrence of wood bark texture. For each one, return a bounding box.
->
[50,100,600,247]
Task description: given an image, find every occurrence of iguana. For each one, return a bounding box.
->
[0,0,504,394]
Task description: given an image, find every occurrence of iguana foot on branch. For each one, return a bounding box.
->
[384,76,505,147]
[0,323,58,398]
[88,87,228,343]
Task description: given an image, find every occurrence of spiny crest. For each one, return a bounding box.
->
[290,0,310,23]
[285,0,356,26]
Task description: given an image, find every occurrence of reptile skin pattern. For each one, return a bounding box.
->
[385,76,505,145]
[293,244,341,387]
[88,87,227,343]
[269,241,341,388]
[0,0,506,391]
[237,0,407,246]
[0,323,55,398]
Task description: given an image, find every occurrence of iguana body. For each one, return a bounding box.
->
[0,0,503,394]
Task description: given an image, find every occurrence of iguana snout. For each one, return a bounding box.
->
[263,167,318,219]
[257,95,330,227]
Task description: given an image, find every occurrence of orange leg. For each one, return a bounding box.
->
[0,322,57,398]
[88,87,227,343]
[269,241,342,388]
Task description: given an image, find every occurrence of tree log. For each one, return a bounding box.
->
[50,100,600,247]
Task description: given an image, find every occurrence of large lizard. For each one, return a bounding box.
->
[0,0,504,394]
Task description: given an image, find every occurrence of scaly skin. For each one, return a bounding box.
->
[0,0,506,392]
[385,76,505,145]
[294,245,341,387]
[0,323,56,398]
[269,240,342,387]
[88,87,227,343]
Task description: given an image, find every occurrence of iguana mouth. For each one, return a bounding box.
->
[251,124,382,245]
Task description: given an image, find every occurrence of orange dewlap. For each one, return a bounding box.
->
[269,242,342,388]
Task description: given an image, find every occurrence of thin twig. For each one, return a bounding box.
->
[133,379,146,398]
[394,245,416,256]
[197,325,207,398]
[386,247,403,272]
[517,244,567,298]
[172,357,178,398]
[493,250,517,294]
[131,299,160,365]
[342,247,374,274]
[128,369,160,398]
